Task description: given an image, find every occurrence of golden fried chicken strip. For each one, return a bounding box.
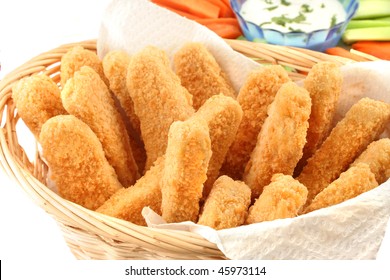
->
[60,46,108,87]
[351,138,390,185]
[102,50,141,136]
[97,157,164,226]
[295,62,342,175]
[127,46,195,171]
[304,163,378,213]
[161,118,211,223]
[246,174,308,224]
[198,175,251,230]
[102,50,146,173]
[195,94,243,198]
[39,115,123,210]
[174,42,236,110]
[298,97,390,207]
[221,65,290,179]
[12,74,66,138]
[61,66,139,187]
[243,82,311,200]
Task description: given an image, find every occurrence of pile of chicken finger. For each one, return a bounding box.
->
[12,42,390,230]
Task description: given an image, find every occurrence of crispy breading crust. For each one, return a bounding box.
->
[102,50,141,136]
[221,65,290,179]
[12,74,66,137]
[174,42,236,110]
[127,46,195,171]
[161,118,211,223]
[304,163,378,213]
[198,175,251,230]
[295,62,342,175]
[246,174,308,224]
[195,94,243,198]
[243,82,311,200]
[351,138,390,185]
[61,66,139,187]
[102,50,146,173]
[298,98,390,207]
[39,115,123,210]
[60,46,108,87]
[97,157,165,226]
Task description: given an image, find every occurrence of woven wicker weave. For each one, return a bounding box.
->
[0,39,367,260]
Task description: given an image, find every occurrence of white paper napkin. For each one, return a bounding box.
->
[97,0,259,92]
[98,0,390,260]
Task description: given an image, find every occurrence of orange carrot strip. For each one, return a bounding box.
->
[221,0,231,7]
[352,41,390,49]
[352,41,390,60]
[163,6,201,20]
[325,47,368,62]
[151,0,220,19]
[352,46,390,60]
[204,22,242,39]
[195,17,240,27]
[207,0,235,17]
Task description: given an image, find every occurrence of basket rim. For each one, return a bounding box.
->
[0,39,367,260]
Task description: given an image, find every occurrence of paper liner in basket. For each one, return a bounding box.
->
[97,0,390,259]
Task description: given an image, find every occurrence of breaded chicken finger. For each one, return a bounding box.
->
[304,163,378,213]
[12,74,66,138]
[351,138,390,184]
[39,115,123,210]
[198,175,251,230]
[161,118,211,223]
[246,174,308,224]
[61,66,139,187]
[174,42,236,110]
[298,98,390,207]
[97,157,165,226]
[127,46,195,171]
[102,50,141,136]
[195,94,243,198]
[221,65,290,179]
[60,46,108,87]
[243,82,311,200]
[102,50,146,173]
[295,62,342,175]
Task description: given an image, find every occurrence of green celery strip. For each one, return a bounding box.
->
[342,26,390,43]
[353,1,390,19]
[347,19,390,29]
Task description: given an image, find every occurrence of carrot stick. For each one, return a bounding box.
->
[195,17,240,27]
[352,41,390,60]
[352,45,390,60]
[352,41,390,49]
[151,0,220,19]
[207,0,235,17]
[325,47,368,62]
[220,0,232,7]
[204,22,242,39]
[350,49,381,61]
[163,6,201,20]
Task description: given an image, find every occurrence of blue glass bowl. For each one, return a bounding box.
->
[230,0,359,51]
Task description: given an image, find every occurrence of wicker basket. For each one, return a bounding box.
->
[0,39,369,260]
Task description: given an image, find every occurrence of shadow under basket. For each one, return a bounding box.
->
[0,39,367,260]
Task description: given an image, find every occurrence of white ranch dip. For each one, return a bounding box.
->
[240,0,347,33]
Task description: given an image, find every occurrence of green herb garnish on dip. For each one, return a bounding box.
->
[239,0,346,33]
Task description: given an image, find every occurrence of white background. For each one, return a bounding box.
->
[0,0,389,278]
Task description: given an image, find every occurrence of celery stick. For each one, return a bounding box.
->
[342,26,390,43]
[354,1,390,19]
[347,19,390,29]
